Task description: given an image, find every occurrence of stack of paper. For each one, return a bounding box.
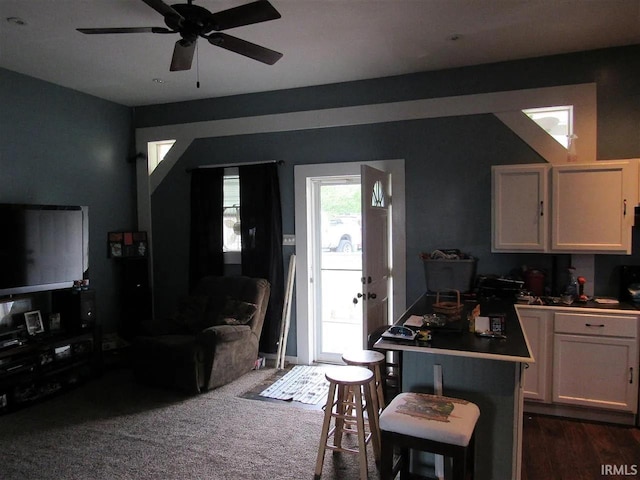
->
[474,316,491,333]
[594,298,619,305]
[403,315,424,327]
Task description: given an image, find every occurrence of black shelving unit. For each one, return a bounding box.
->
[115,257,152,341]
[0,328,100,414]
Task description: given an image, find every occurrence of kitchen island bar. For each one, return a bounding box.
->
[374,293,533,480]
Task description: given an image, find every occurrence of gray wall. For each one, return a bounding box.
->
[3,46,637,352]
[138,45,640,357]
[136,44,640,162]
[0,68,136,333]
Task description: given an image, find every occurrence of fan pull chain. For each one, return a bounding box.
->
[196,41,200,89]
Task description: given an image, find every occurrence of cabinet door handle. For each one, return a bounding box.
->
[623,199,627,217]
[540,201,544,217]
[630,367,634,384]
[585,323,605,327]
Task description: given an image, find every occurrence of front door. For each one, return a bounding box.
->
[360,165,391,347]
[293,160,406,366]
[312,176,363,363]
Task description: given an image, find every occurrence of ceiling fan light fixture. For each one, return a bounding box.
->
[178,38,195,47]
[76,0,283,70]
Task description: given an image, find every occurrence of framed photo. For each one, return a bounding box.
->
[24,310,44,335]
[108,231,147,258]
[49,313,61,331]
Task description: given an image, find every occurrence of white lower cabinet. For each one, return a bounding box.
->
[552,312,638,413]
[518,306,639,419]
[518,308,552,402]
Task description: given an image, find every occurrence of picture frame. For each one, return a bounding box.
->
[108,231,147,258]
[24,310,44,335]
[48,312,61,331]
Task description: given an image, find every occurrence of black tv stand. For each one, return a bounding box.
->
[0,326,101,414]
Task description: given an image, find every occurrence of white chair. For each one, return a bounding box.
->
[379,391,479,480]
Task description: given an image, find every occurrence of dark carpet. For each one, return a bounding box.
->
[0,367,381,480]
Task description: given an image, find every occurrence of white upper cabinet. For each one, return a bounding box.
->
[493,160,638,254]
[492,164,550,252]
[551,161,637,253]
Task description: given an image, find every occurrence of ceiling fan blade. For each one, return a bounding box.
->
[77,27,173,34]
[141,0,184,22]
[170,39,196,71]
[207,33,282,65]
[209,0,281,31]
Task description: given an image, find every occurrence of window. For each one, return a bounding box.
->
[223,170,241,253]
[147,140,176,174]
[523,106,573,148]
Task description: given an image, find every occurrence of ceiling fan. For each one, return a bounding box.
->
[77,0,283,71]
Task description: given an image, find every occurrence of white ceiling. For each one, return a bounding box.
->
[1,0,639,107]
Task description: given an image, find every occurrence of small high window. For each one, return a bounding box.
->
[523,106,573,148]
[147,140,176,174]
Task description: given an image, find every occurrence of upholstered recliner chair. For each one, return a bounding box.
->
[132,276,270,394]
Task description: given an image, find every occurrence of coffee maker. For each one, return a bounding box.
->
[619,265,640,305]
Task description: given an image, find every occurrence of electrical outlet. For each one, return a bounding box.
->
[283,234,296,246]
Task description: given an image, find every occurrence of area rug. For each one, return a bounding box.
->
[259,365,330,405]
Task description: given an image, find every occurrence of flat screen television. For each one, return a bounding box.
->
[0,204,89,297]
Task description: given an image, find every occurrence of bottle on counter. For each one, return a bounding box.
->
[577,276,588,302]
[564,266,578,300]
[468,304,481,333]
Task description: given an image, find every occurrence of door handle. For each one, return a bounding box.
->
[368,293,377,299]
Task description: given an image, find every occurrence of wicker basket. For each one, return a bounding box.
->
[432,290,463,318]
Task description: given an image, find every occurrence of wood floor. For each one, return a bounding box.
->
[522,414,640,480]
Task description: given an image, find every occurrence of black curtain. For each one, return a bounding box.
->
[189,168,224,290]
[239,163,284,354]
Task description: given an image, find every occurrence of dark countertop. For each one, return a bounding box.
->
[374,292,533,363]
[523,297,639,311]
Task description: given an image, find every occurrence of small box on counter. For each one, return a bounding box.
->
[474,313,506,338]
[489,314,506,335]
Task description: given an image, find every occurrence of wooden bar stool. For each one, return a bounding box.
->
[368,326,403,404]
[342,349,386,412]
[314,366,381,480]
[379,392,479,480]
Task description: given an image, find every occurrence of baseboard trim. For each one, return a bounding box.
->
[259,352,299,366]
[524,401,637,426]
